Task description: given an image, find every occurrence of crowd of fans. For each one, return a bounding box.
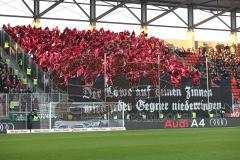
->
[207,45,240,81]
[174,43,240,87]
[0,56,30,93]
[3,24,200,88]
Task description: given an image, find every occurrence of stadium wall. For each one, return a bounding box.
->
[2,118,240,133]
[125,118,240,130]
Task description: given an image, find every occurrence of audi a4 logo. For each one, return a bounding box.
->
[0,123,15,132]
[209,118,228,127]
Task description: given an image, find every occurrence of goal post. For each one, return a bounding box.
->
[6,101,126,134]
[47,101,126,132]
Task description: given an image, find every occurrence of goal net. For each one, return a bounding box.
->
[39,101,126,132]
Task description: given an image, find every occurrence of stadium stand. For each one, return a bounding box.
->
[1,25,240,116]
[3,24,201,88]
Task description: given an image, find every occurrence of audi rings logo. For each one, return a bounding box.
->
[0,123,15,132]
[209,118,228,127]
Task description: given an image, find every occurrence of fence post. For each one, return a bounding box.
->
[31,94,33,111]
[49,102,51,130]
[25,103,28,130]
[206,56,211,115]
[0,28,2,57]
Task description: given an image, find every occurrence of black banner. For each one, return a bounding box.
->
[78,85,232,113]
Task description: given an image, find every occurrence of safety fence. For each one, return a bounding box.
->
[0,95,126,133]
[0,93,68,117]
[0,92,240,133]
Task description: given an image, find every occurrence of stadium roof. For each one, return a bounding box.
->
[0,0,239,33]
[105,0,240,12]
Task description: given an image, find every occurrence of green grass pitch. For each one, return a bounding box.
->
[0,128,240,160]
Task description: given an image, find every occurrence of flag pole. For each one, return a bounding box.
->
[158,55,161,116]
[205,56,210,114]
